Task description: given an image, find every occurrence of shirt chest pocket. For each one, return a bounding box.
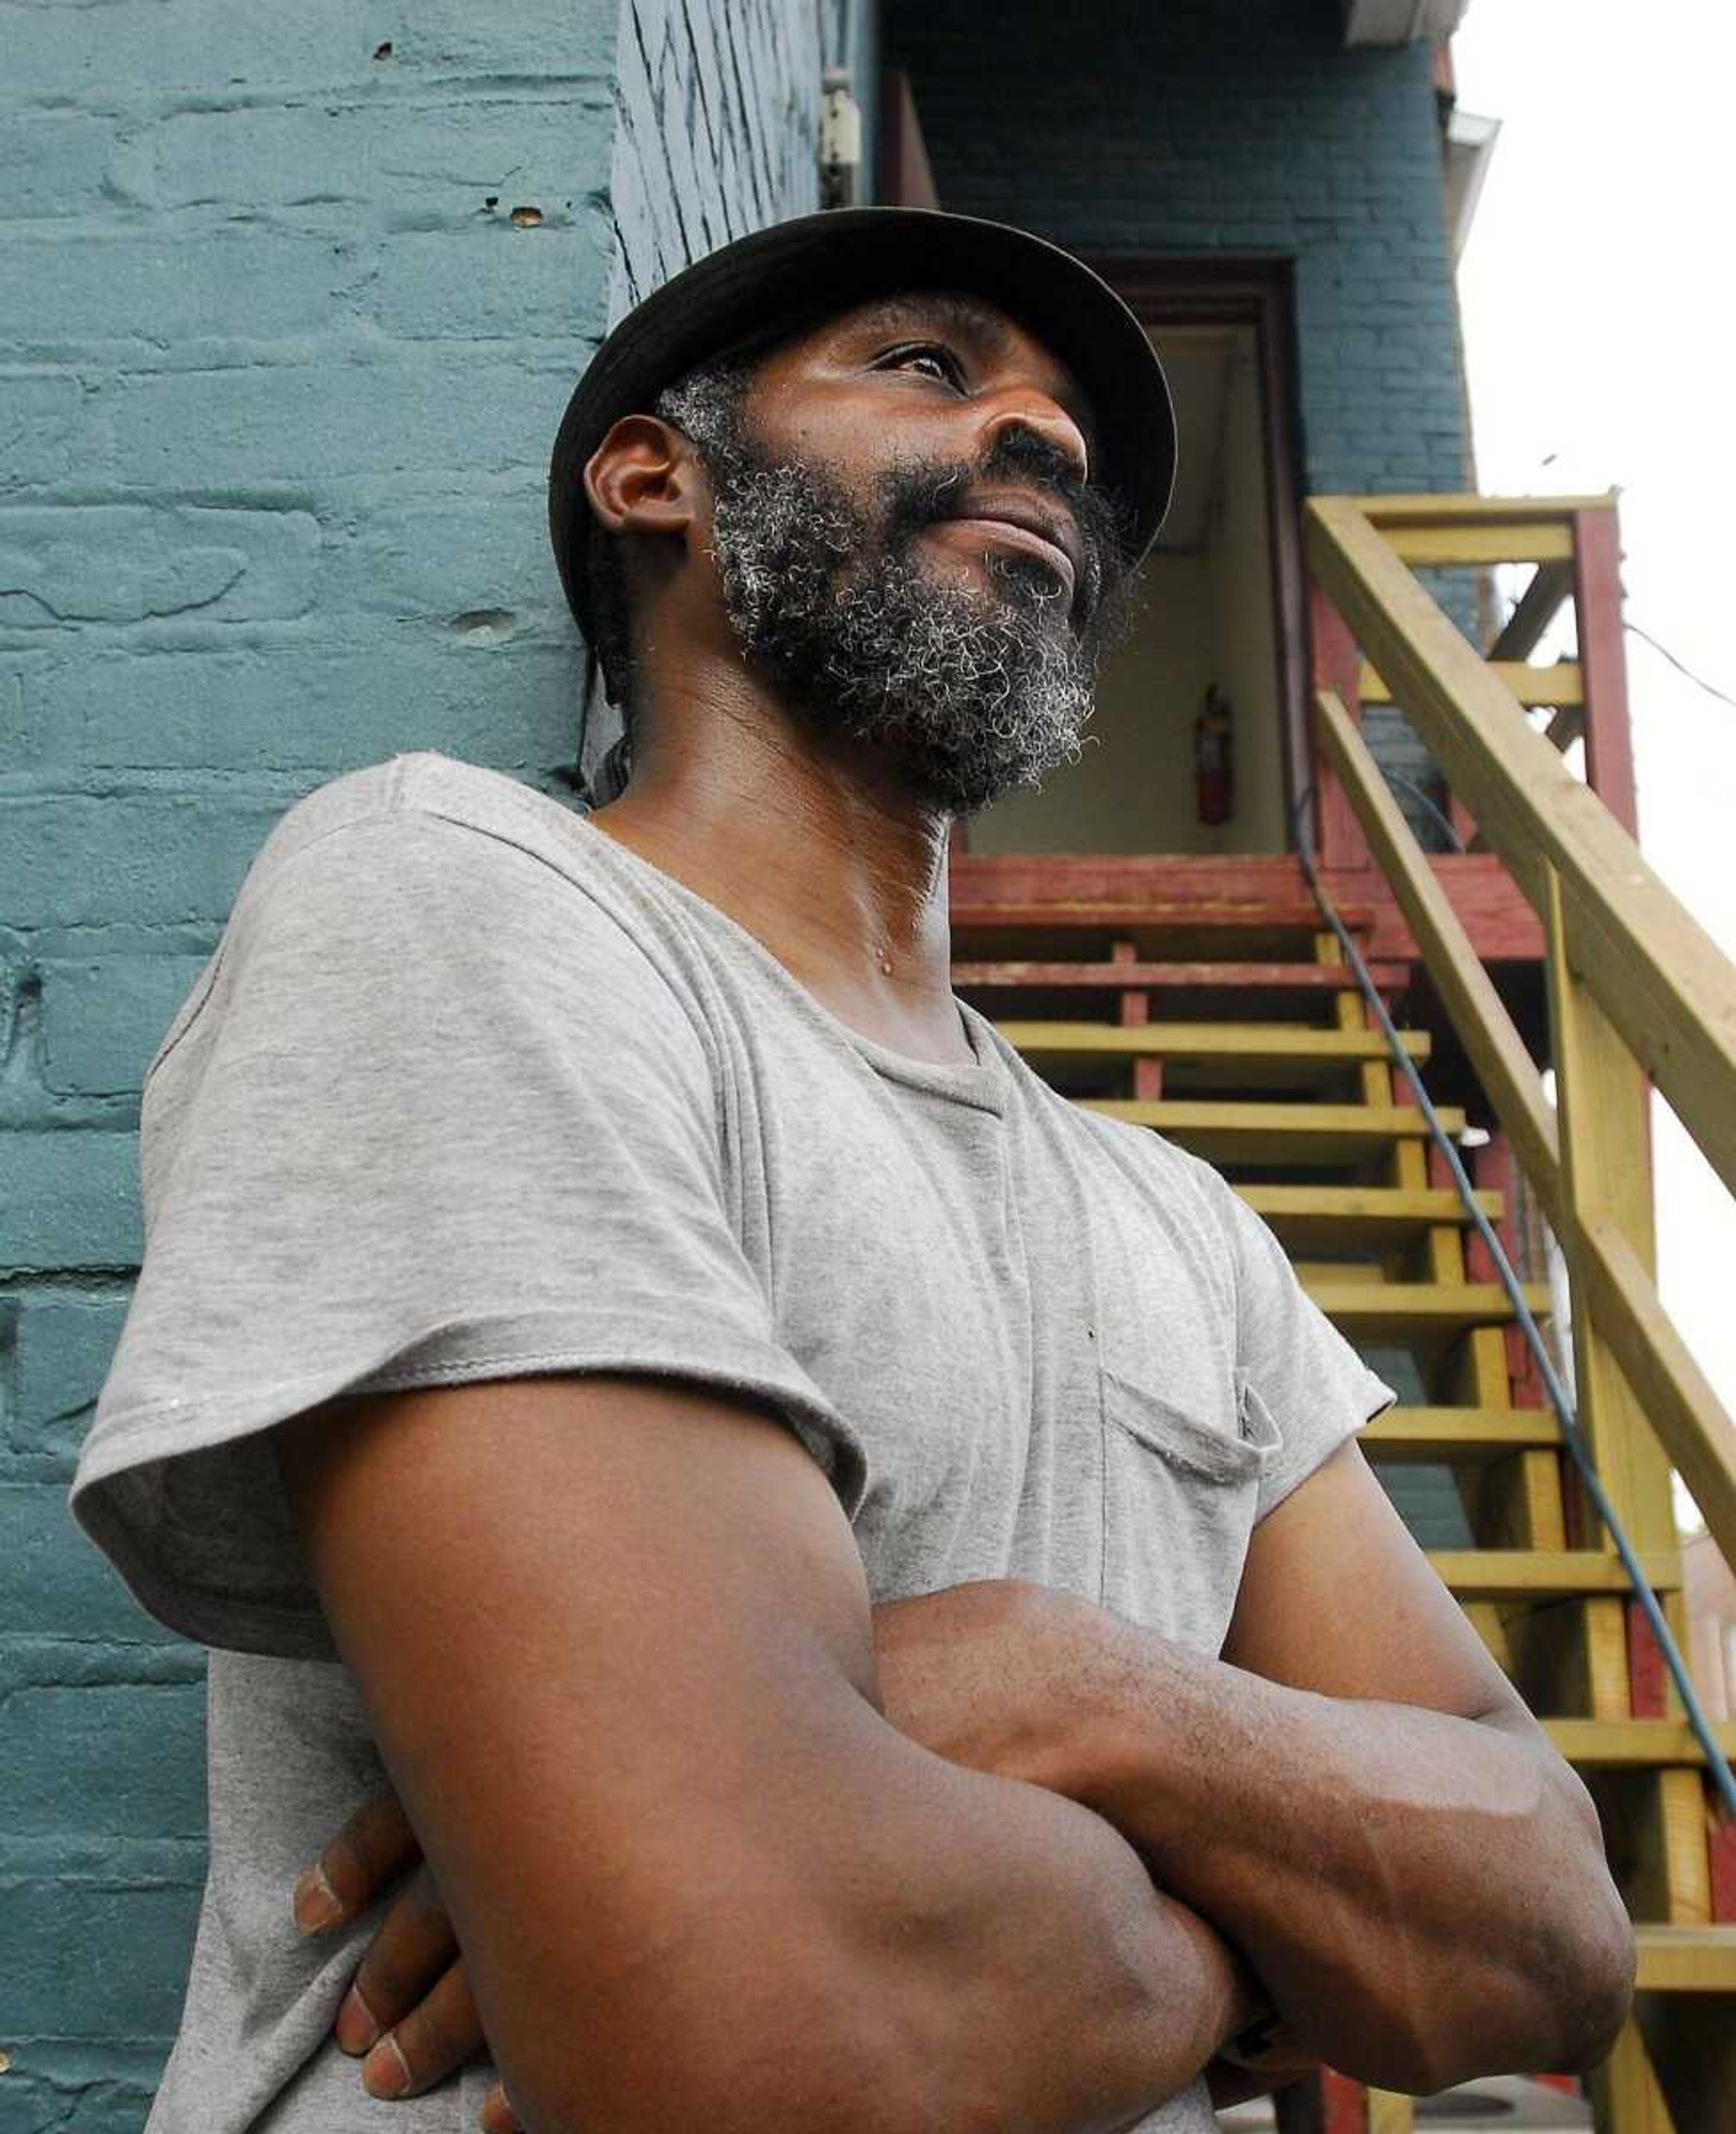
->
[1098,1366,1283,1653]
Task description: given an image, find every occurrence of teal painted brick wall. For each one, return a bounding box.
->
[0,0,843,2120]
[882,0,1472,840]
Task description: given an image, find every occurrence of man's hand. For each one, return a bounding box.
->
[294,1787,522,2133]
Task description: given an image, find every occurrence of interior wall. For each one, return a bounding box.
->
[1209,332,1288,854]
[964,551,1206,854]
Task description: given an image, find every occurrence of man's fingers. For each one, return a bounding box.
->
[294,1782,421,1933]
[333,1865,459,2055]
[480,2080,523,2132]
[358,1960,484,2101]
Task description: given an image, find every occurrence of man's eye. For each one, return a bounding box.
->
[880,344,964,388]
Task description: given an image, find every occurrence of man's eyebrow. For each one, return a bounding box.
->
[844,290,1014,352]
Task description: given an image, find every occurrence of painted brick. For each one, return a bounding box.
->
[4,0,368,101]
[146,94,614,218]
[8,1291,132,1473]
[0,508,320,632]
[0,2042,173,2134]
[105,356,587,489]
[39,956,211,1099]
[0,373,93,492]
[364,0,619,76]
[684,0,727,155]
[0,1133,142,1272]
[0,1486,179,1640]
[0,113,117,221]
[9,1679,208,1836]
[0,1852,205,2040]
[21,637,582,774]
[336,493,561,612]
[0,234,364,366]
[0,921,24,1068]
[0,794,286,930]
[360,215,613,341]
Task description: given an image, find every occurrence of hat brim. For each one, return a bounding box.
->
[547,207,1176,640]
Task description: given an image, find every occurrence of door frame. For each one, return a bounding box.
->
[1078,254,1311,850]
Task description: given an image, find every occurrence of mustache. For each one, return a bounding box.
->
[874,426,1132,627]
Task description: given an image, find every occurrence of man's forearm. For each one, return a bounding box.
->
[810,1752,1264,2134]
[1056,1621,1632,2095]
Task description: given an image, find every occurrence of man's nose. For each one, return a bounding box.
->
[976,393,1091,489]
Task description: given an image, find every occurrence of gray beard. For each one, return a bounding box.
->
[703,452,1127,817]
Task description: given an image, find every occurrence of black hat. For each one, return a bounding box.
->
[547,206,1176,641]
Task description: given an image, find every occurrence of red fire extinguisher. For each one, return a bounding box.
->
[1195,683,1233,825]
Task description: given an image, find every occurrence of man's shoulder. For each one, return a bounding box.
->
[226,750,677,975]
[149,752,703,1093]
[244,750,595,904]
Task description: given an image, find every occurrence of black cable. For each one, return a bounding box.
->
[1625,622,1736,714]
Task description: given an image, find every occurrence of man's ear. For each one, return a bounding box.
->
[583,414,707,537]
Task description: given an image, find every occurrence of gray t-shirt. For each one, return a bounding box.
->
[71,749,1395,2134]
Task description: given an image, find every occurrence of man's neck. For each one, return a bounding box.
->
[587,658,973,1068]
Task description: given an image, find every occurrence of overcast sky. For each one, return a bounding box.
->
[1451,4,1736,1539]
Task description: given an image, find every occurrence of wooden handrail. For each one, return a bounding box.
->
[1305,495,1736,1205]
[1307,584,1734,1570]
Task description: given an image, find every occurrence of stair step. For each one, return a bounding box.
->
[1544,1718,1736,1769]
[1080,1100,1467,1164]
[1302,1280,1551,1342]
[1236,1184,1505,1249]
[950,898,1374,937]
[996,1022,1431,1082]
[1363,1406,1562,1461]
[954,958,1408,994]
[1632,1925,1736,1993]
[1429,1550,1680,1601]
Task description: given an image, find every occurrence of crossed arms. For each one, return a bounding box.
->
[275,1371,1634,2134]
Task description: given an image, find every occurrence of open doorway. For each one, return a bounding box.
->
[965,264,1307,860]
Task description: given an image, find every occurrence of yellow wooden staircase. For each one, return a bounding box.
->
[950,494,1736,2132]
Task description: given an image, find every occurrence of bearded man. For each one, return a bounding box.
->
[71,208,1633,2134]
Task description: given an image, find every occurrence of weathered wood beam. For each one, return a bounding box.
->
[994,1022,1430,1063]
[1364,1406,1560,1459]
[1632,1925,1736,1992]
[1302,1280,1553,1341]
[952,960,1409,993]
[1488,559,1576,662]
[1381,523,1575,567]
[1547,1719,1736,1768]
[1429,1549,1680,1599]
[1572,1216,1736,1557]
[1351,493,1617,525]
[1079,1098,1465,1164]
[1359,658,1584,708]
